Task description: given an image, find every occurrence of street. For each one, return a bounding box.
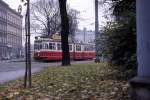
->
[0,60,93,83]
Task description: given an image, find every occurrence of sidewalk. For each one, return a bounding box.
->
[0,58,34,63]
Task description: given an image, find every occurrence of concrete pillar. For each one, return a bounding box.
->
[137,0,150,77]
[130,0,150,99]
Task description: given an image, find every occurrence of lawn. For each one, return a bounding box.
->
[0,63,130,100]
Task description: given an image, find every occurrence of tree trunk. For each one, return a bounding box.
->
[58,0,71,66]
[47,16,51,35]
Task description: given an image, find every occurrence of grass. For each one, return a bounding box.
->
[0,63,130,100]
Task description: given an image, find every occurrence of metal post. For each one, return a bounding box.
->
[95,0,99,60]
[130,0,150,99]
[24,13,28,88]
[27,0,32,88]
[83,27,86,43]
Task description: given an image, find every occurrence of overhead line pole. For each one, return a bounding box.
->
[27,0,32,88]
[95,0,99,58]
[24,12,28,88]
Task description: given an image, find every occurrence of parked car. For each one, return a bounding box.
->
[1,56,10,60]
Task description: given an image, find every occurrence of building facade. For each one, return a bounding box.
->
[0,0,22,59]
[75,28,95,44]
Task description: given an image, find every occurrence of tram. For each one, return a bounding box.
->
[33,35,95,61]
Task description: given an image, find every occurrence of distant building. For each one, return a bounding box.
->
[75,28,95,44]
[0,0,22,59]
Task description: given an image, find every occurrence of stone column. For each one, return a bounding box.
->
[130,0,150,99]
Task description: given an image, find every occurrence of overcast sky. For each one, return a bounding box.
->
[4,0,105,30]
[4,0,106,44]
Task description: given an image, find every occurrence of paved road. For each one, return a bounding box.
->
[0,60,93,83]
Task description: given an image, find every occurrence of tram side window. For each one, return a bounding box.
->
[84,45,88,51]
[89,45,95,51]
[34,44,37,50]
[44,44,48,49]
[34,44,42,50]
[84,45,95,51]
[49,43,56,50]
[69,45,72,51]
[57,43,61,50]
[49,43,52,50]
[46,44,49,49]
[39,44,42,49]
[34,44,38,50]
[76,45,81,51]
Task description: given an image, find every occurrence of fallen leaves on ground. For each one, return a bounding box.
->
[0,63,131,100]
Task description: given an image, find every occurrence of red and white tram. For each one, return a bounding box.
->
[33,36,95,61]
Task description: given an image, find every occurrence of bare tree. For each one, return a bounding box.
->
[31,0,79,40]
[31,0,60,35]
[68,9,79,43]
[59,0,70,66]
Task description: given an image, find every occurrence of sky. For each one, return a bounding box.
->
[4,0,106,44]
[4,0,105,30]
[68,0,96,30]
